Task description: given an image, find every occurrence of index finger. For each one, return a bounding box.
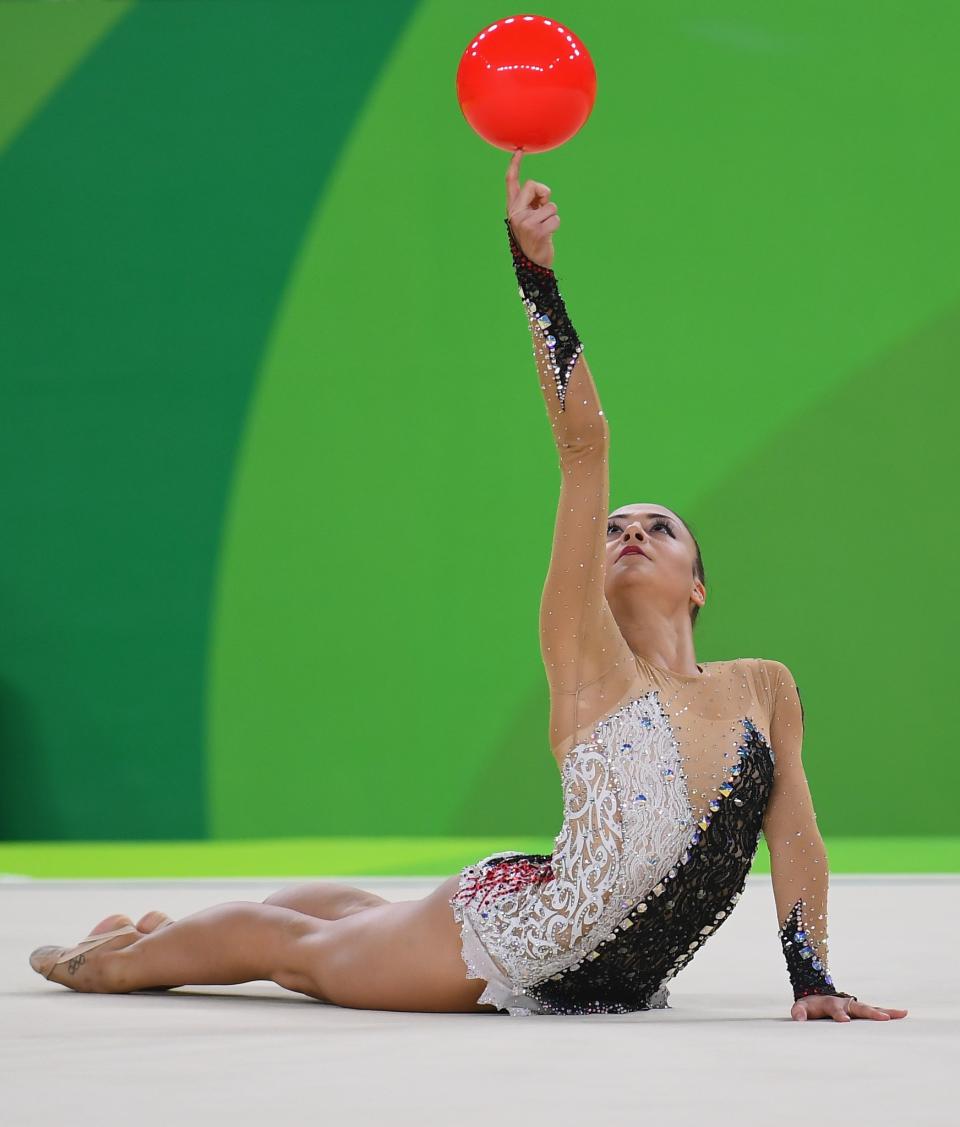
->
[505,148,523,210]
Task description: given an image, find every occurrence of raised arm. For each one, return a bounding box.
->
[505,152,634,707]
[762,660,854,1004]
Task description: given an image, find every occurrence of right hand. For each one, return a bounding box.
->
[505,148,560,270]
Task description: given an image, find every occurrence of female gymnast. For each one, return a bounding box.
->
[30,150,907,1023]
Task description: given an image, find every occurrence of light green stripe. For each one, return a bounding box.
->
[1,837,956,879]
[208,0,960,841]
[0,0,134,155]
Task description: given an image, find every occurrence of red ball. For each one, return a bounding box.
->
[456,14,597,154]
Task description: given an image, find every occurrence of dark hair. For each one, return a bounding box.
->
[672,511,706,629]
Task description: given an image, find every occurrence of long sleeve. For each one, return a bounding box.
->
[761,659,849,1001]
[504,220,633,701]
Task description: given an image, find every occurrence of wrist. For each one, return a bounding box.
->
[779,899,839,1001]
[503,216,582,413]
[795,985,838,1001]
[504,217,554,274]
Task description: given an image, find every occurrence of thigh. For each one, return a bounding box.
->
[312,874,501,1014]
[263,880,388,919]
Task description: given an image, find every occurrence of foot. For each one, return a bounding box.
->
[91,911,177,992]
[135,910,175,934]
[30,925,141,991]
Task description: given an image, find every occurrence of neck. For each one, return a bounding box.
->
[610,605,699,676]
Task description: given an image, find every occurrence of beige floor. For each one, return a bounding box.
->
[1,873,954,1126]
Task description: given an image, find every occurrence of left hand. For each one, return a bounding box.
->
[791,994,909,1022]
[506,149,559,270]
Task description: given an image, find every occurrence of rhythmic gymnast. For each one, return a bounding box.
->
[30,150,907,1022]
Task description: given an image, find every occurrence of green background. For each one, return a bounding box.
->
[1,1,957,876]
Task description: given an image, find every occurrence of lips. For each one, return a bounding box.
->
[618,546,647,561]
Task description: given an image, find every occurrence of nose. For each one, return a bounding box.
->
[621,523,646,543]
[615,524,647,557]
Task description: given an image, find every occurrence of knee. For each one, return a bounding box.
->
[262,881,386,919]
[262,882,319,911]
[262,887,291,908]
[273,924,338,1000]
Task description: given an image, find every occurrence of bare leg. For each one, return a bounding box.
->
[87,882,388,948]
[262,881,389,920]
[82,885,390,993]
[304,875,500,1013]
[39,879,499,1012]
[41,901,331,996]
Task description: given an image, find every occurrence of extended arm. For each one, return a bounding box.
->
[504,218,633,700]
[762,660,854,1002]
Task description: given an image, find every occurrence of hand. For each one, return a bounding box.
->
[505,148,560,270]
[790,994,909,1022]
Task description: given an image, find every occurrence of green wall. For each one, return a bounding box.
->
[2,1,957,846]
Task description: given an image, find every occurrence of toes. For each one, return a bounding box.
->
[91,914,135,935]
[136,911,174,933]
[35,928,140,991]
[29,945,62,976]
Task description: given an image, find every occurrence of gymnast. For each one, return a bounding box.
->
[30,150,908,1022]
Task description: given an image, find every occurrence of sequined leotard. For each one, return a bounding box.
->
[447,221,847,1016]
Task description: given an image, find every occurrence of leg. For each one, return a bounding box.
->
[45,901,327,995]
[44,880,502,1013]
[285,875,502,1013]
[80,884,392,994]
[85,881,388,950]
[262,880,389,920]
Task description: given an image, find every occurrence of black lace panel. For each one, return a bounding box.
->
[525,720,776,1015]
[504,217,583,411]
[778,899,844,1001]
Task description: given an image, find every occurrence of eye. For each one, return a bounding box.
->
[607,519,675,537]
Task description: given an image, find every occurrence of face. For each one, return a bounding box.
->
[603,504,706,621]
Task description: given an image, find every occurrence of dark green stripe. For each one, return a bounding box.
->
[0,0,418,840]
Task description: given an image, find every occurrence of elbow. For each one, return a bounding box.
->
[558,423,609,459]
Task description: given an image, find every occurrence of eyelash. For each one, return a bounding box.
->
[607,519,675,537]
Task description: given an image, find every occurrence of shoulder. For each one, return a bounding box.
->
[721,656,790,686]
[726,658,798,722]
[702,657,797,704]
[755,657,793,685]
[712,656,787,672]
[756,660,805,734]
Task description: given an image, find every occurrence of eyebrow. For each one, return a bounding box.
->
[607,513,678,527]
